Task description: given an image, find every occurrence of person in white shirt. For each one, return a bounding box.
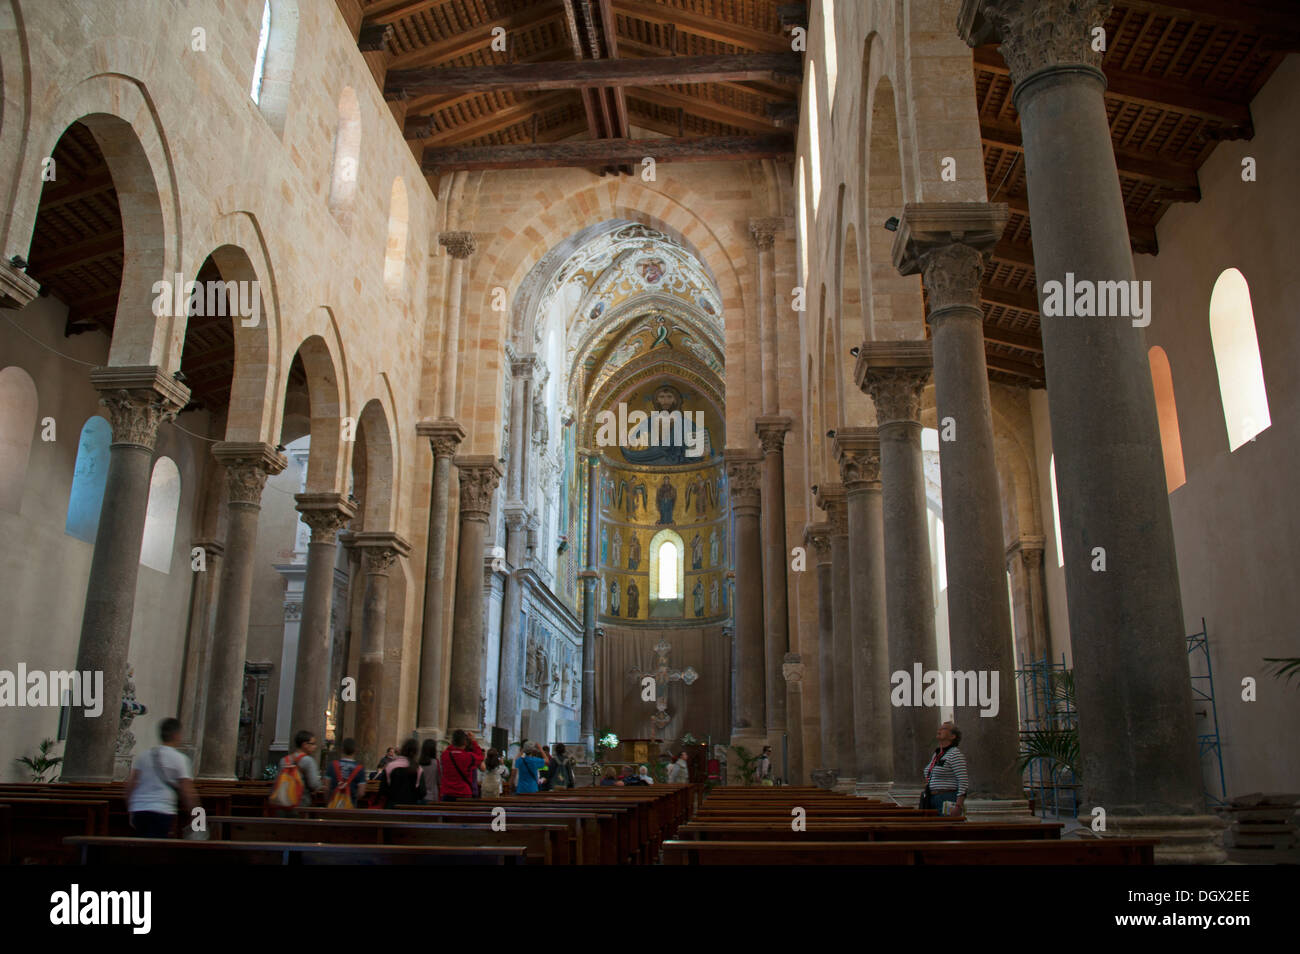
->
[666,752,689,784]
[123,717,199,838]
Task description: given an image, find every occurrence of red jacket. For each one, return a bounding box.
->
[439,740,484,797]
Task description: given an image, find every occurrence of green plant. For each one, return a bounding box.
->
[729,745,759,786]
[1018,667,1079,780]
[15,738,62,782]
[1264,657,1300,687]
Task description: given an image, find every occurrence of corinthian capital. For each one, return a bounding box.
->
[782,652,804,685]
[958,0,1111,87]
[295,492,357,544]
[833,427,882,491]
[351,530,412,575]
[863,367,929,426]
[454,455,503,521]
[803,523,832,561]
[892,202,1008,320]
[90,366,190,451]
[439,230,478,259]
[417,419,467,460]
[213,442,287,507]
[724,449,763,510]
[748,217,783,251]
[815,484,848,537]
[755,415,791,455]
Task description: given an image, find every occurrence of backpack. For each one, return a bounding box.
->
[268,752,306,809]
[327,759,363,809]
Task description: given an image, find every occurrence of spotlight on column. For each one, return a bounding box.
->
[849,346,859,357]
[883,216,899,232]
[826,429,836,439]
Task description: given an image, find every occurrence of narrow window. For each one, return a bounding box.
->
[140,457,181,572]
[66,417,112,543]
[250,1,271,103]
[1148,346,1186,491]
[1209,267,1271,450]
[659,541,678,599]
[1050,455,1063,569]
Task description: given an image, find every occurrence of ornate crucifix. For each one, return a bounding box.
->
[628,638,698,728]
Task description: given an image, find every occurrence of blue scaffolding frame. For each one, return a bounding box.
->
[1016,652,1078,819]
[1187,618,1228,808]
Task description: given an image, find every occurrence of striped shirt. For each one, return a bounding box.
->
[923,745,968,796]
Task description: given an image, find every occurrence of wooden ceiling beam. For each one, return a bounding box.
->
[422,92,573,146]
[974,46,1253,126]
[37,169,117,212]
[992,238,1036,270]
[610,0,791,52]
[981,282,1040,313]
[30,231,124,275]
[404,49,573,117]
[981,121,1200,192]
[616,38,798,100]
[361,0,454,26]
[422,134,794,174]
[982,323,1043,353]
[1112,0,1300,34]
[627,86,782,133]
[985,352,1045,381]
[387,6,568,69]
[386,53,803,96]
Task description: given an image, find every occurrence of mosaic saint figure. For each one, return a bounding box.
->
[610,578,620,617]
[692,579,705,618]
[656,475,676,525]
[627,580,640,618]
[627,533,641,570]
[690,533,703,570]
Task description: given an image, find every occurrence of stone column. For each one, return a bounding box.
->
[288,493,355,745]
[198,442,287,779]
[960,1,1215,856]
[350,532,410,765]
[725,449,765,775]
[835,428,894,791]
[62,367,189,781]
[855,344,936,791]
[749,218,783,415]
[579,451,599,746]
[414,420,464,738]
[815,484,855,789]
[446,457,502,735]
[755,416,792,741]
[1006,535,1049,664]
[496,505,529,735]
[436,231,476,419]
[893,204,1022,801]
[804,523,836,781]
[178,539,223,764]
[782,653,805,785]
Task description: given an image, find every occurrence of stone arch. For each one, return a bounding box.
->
[0,2,33,251]
[0,366,38,513]
[280,324,348,495]
[10,40,182,366]
[355,397,396,531]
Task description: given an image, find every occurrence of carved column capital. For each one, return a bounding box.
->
[417,419,467,459]
[90,366,191,451]
[295,492,357,545]
[1006,534,1047,571]
[782,652,804,684]
[815,484,848,537]
[853,340,932,426]
[439,230,478,259]
[212,442,287,508]
[351,530,412,575]
[892,202,1009,324]
[803,523,832,563]
[510,353,539,379]
[833,427,882,492]
[724,449,763,513]
[958,0,1111,87]
[748,217,783,251]
[755,415,792,455]
[454,455,503,522]
[504,504,530,533]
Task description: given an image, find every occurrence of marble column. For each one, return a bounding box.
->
[198,442,287,779]
[496,505,529,735]
[815,484,855,785]
[755,416,792,741]
[855,344,937,789]
[350,532,409,765]
[288,493,355,746]
[414,420,464,738]
[835,428,893,789]
[436,231,476,420]
[893,204,1021,800]
[579,451,599,745]
[446,456,502,734]
[62,367,189,781]
[783,653,805,785]
[724,449,765,769]
[178,539,223,764]
[960,2,1210,846]
[804,523,835,776]
[749,218,783,415]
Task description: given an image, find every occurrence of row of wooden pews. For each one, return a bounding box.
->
[662,788,1157,865]
[0,780,694,865]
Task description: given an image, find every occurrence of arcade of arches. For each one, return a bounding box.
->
[1,0,1297,864]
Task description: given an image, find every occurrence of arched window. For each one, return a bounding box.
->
[1209,267,1271,450]
[807,61,822,215]
[66,416,112,543]
[0,367,38,513]
[796,157,808,285]
[140,457,181,572]
[659,541,678,598]
[1049,455,1063,569]
[383,177,409,292]
[250,0,298,136]
[328,86,362,230]
[1148,346,1186,491]
[250,1,271,103]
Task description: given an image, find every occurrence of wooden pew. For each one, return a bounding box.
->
[661,839,1156,865]
[65,837,527,865]
[0,784,232,837]
[208,815,568,865]
[0,798,109,863]
[677,821,1064,842]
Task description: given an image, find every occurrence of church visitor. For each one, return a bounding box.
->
[539,744,554,790]
[440,729,484,800]
[376,746,398,771]
[599,766,622,787]
[479,748,510,797]
[755,745,773,785]
[124,717,199,838]
[512,740,548,794]
[379,738,426,807]
[921,722,968,816]
[636,765,653,785]
[549,743,576,789]
[417,737,441,803]
[268,730,323,815]
[666,752,689,784]
[324,737,367,808]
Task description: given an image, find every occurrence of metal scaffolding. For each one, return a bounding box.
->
[1187,618,1228,808]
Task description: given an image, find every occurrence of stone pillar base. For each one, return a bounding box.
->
[415,726,445,746]
[810,769,838,791]
[854,781,895,799]
[888,785,924,807]
[962,798,1036,822]
[1071,814,1228,865]
[832,777,857,794]
[1219,793,1299,850]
